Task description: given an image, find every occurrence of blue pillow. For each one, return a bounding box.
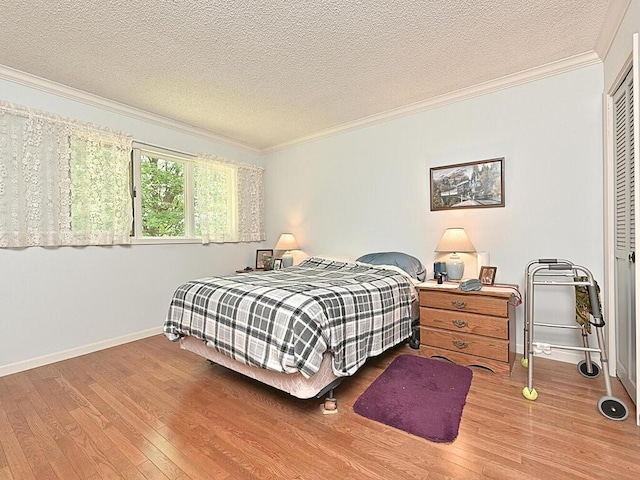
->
[356,252,426,282]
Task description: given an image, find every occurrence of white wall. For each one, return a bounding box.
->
[0,78,267,374]
[0,52,609,373]
[265,64,605,358]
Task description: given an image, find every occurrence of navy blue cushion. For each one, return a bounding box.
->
[356,252,426,282]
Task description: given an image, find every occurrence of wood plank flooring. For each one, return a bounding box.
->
[1,335,638,479]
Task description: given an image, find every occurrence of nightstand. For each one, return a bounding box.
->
[417,282,517,374]
[235,268,265,274]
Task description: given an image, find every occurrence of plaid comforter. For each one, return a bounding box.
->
[164,257,413,378]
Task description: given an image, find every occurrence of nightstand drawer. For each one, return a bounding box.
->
[419,290,509,317]
[421,327,509,362]
[420,307,508,339]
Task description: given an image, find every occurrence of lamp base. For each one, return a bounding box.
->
[281,252,294,268]
[446,258,465,281]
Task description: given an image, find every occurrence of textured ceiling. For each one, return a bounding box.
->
[0,1,619,151]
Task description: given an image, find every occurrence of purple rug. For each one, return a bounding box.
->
[353,355,473,443]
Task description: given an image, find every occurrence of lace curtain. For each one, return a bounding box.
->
[195,154,265,244]
[0,101,133,248]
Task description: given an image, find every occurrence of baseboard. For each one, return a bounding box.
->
[0,334,597,378]
[515,343,592,365]
[0,327,163,377]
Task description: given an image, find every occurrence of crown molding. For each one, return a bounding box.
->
[0,52,603,157]
[0,65,260,155]
[594,0,631,59]
[262,51,602,154]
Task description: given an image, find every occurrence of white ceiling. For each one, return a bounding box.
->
[0,1,626,152]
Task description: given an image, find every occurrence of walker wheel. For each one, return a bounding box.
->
[598,396,629,421]
[520,357,528,368]
[522,386,538,401]
[577,360,601,378]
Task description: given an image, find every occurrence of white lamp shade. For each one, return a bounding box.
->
[274,233,299,251]
[434,228,476,253]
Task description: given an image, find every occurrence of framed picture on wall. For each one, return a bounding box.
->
[256,249,273,269]
[430,157,504,211]
[479,266,497,286]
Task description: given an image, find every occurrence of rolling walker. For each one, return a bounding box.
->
[521,259,628,421]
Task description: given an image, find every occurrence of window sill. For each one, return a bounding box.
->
[130,237,202,245]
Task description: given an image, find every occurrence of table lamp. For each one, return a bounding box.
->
[434,228,476,281]
[274,233,299,267]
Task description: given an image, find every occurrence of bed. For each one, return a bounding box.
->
[163,254,425,404]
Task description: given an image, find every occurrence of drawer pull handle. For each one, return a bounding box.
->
[453,340,469,349]
[452,301,468,309]
[452,319,467,328]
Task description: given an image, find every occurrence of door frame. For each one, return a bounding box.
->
[603,34,640,426]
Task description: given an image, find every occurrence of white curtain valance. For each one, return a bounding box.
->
[0,100,133,248]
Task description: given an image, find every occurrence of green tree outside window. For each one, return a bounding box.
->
[140,155,185,237]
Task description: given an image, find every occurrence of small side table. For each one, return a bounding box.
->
[416,281,518,374]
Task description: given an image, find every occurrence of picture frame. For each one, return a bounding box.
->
[273,258,283,270]
[430,157,504,211]
[479,266,497,286]
[255,249,273,269]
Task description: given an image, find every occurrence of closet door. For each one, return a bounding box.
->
[613,33,639,426]
[614,66,636,409]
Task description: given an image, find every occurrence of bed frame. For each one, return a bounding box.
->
[180,336,343,412]
[179,298,420,413]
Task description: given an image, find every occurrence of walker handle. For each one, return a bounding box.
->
[548,263,573,271]
[538,258,558,263]
[588,285,602,319]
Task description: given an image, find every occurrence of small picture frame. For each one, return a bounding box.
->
[273,258,283,270]
[256,249,273,269]
[479,266,497,286]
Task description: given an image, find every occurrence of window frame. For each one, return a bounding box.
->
[131,142,199,244]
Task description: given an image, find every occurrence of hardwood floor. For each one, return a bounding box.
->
[1,335,638,479]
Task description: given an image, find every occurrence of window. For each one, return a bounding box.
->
[0,100,264,248]
[132,143,265,244]
[134,147,189,238]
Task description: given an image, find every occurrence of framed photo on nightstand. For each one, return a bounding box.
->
[273,258,283,270]
[479,266,497,285]
[256,249,273,269]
